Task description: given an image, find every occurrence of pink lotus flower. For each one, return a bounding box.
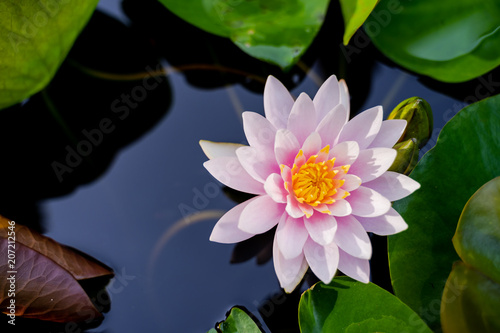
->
[200,75,420,292]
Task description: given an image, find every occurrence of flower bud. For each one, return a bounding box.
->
[388,97,433,148]
[389,138,419,175]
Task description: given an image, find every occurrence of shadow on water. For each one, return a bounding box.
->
[257,288,304,333]
[0,10,170,330]
[0,10,172,233]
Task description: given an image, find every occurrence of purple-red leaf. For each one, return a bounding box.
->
[0,215,113,322]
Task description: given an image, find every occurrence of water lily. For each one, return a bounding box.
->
[200,75,420,292]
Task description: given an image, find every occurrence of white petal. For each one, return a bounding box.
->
[356,207,408,236]
[338,249,370,283]
[334,215,372,259]
[264,173,287,203]
[287,93,317,145]
[303,238,339,283]
[273,232,309,292]
[242,111,277,150]
[286,195,305,218]
[210,200,255,243]
[275,129,300,166]
[236,146,278,183]
[199,140,245,159]
[339,79,350,116]
[316,104,348,147]
[304,214,337,246]
[276,215,309,259]
[301,132,322,158]
[238,195,284,234]
[348,186,391,217]
[264,76,294,129]
[342,174,362,192]
[330,141,359,166]
[369,119,407,148]
[313,75,341,121]
[338,106,383,150]
[327,199,352,217]
[204,157,265,195]
[363,171,420,201]
[349,148,397,183]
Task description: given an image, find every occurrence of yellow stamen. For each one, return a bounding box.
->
[288,146,351,211]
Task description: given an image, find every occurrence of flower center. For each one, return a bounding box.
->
[289,146,349,207]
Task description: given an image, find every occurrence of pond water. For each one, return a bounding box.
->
[1,0,483,332]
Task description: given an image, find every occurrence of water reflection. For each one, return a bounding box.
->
[0,10,171,232]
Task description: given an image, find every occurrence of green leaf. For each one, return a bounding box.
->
[0,0,99,109]
[389,95,500,330]
[156,0,228,37]
[340,0,379,45]
[158,0,329,69]
[211,307,263,333]
[441,262,500,333]
[298,277,432,333]
[453,177,500,284]
[365,0,500,82]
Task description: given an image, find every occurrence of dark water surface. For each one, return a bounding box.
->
[3,0,490,331]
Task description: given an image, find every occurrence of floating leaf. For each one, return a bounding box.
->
[0,0,99,109]
[453,176,500,284]
[365,0,500,82]
[440,177,500,333]
[158,0,329,69]
[298,277,432,333]
[122,0,309,93]
[0,216,114,322]
[389,95,500,329]
[340,0,379,45]
[209,306,263,333]
[441,262,500,333]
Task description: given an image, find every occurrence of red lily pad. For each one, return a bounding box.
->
[0,216,113,322]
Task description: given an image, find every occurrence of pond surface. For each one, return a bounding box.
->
[1,0,484,332]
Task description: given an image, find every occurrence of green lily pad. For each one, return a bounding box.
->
[453,177,500,284]
[389,95,500,330]
[209,306,263,333]
[158,0,329,69]
[441,262,500,333]
[365,0,500,82]
[0,0,99,109]
[298,277,432,333]
[340,0,379,45]
[441,179,500,333]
